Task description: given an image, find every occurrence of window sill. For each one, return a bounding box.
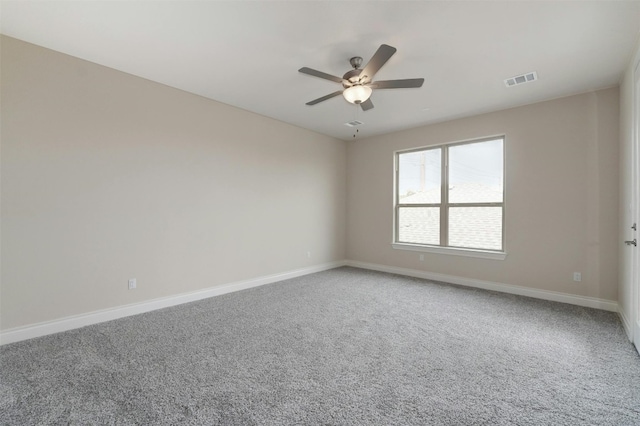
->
[392,243,507,260]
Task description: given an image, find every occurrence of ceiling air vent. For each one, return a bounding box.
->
[345,120,364,127]
[504,71,538,87]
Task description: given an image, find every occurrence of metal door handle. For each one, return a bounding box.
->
[625,239,637,246]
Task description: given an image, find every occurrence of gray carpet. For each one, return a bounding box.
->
[1,267,639,425]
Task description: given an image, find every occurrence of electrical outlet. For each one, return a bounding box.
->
[307,251,311,258]
[419,254,425,262]
[128,278,137,290]
[573,272,581,282]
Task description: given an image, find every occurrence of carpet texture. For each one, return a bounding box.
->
[1,267,639,425]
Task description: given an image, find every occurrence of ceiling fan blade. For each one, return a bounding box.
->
[299,67,344,84]
[359,44,397,83]
[306,90,344,106]
[360,98,374,111]
[369,78,425,89]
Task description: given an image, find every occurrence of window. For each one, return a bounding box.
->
[394,136,504,257]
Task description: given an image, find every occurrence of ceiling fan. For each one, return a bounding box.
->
[299,44,424,111]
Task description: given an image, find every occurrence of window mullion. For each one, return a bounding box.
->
[441,147,448,247]
[448,202,504,208]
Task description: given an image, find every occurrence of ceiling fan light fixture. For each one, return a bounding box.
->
[343,85,372,104]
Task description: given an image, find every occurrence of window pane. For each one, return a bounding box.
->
[449,207,502,250]
[398,207,440,245]
[449,139,503,203]
[398,148,441,204]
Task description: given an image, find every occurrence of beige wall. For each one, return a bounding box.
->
[0,36,347,330]
[0,34,625,333]
[347,88,620,301]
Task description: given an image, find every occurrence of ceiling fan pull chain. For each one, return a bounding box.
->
[353,105,359,139]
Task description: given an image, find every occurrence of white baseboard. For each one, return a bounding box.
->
[2,259,619,346]
[0,261,346,346]
[345,260,619,312]
[618,306,633,341]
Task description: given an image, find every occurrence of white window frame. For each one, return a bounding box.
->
[392,135,507,260]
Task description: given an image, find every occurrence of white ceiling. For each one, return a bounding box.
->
[2,1,639,141]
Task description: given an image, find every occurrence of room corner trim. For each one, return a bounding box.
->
[345,260,619,312]
[0,260,347,346]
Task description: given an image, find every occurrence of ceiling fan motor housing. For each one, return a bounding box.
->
[342,69,363,87]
